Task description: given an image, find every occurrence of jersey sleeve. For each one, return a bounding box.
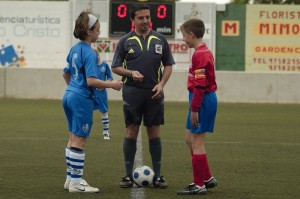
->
[190,53,210,112]
[111,37,126,68]
[64,53,71,73]
[63,64,71,73]
[84,51,98,79]
[191,88,204,112]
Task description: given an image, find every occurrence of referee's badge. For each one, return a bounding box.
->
[155,44,162,54]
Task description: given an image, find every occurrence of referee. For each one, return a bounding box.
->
[111,4,175,189]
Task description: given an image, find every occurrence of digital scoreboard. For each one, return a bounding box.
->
[110,2,175,37]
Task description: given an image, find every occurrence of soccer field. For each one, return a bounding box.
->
[0,98,299,199]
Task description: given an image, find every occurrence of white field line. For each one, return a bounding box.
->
[131,126,145,199]
[1,137,299,146]
[161,140,300,146]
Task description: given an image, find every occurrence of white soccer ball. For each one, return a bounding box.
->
[133,165,155,187]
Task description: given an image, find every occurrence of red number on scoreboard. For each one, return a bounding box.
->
[117,4,127,18]
[157,5,167,19]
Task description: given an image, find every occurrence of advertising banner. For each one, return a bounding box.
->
[70,0,109,45]
[216,4,246,71]
[175,2,216,55]
[174,2,216,70]
[0,1,70,68]
[93,38,192,70]
[245,5,300,73]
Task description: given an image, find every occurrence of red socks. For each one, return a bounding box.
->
[192,154,212,186]
[203,154,212,181]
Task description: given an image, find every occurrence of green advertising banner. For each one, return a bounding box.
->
[245,5,300,73]
[216,4,246,71]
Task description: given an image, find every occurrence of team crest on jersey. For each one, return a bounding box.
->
[82,124,89,134]
[155,44,162,54]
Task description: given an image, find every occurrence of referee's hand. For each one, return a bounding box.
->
[132,71,144,82]
[151,84,163,99]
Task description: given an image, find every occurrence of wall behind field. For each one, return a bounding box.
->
[1,67,300,104]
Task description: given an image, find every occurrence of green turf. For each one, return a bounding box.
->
[0,98,299,199]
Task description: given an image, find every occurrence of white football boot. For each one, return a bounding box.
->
[64,178,70,190]
[69,179,99,193]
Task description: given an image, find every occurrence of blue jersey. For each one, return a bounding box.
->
[62,42,98,138]
[64,42,98,98]
[93,61,113,112]
[95,61,113,82]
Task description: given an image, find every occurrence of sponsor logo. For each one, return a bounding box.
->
[75,187,85,192]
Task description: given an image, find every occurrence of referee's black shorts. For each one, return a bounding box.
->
[122,85,164,127]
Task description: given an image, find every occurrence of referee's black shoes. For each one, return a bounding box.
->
[119,175,134,188]
[153,176,168,189]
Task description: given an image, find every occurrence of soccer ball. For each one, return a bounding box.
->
[133,165,155,187]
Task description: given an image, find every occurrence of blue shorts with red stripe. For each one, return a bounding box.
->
[186,91,217,134]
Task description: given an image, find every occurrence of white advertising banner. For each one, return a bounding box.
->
[175,2,216,70]
[70,0,109,45]
[0,1,70,68]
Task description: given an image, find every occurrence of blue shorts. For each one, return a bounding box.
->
[94,89,108,113]
[186,91,217,134]
[62,90,94,138]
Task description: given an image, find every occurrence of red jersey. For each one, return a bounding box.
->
[187,43,217,112]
